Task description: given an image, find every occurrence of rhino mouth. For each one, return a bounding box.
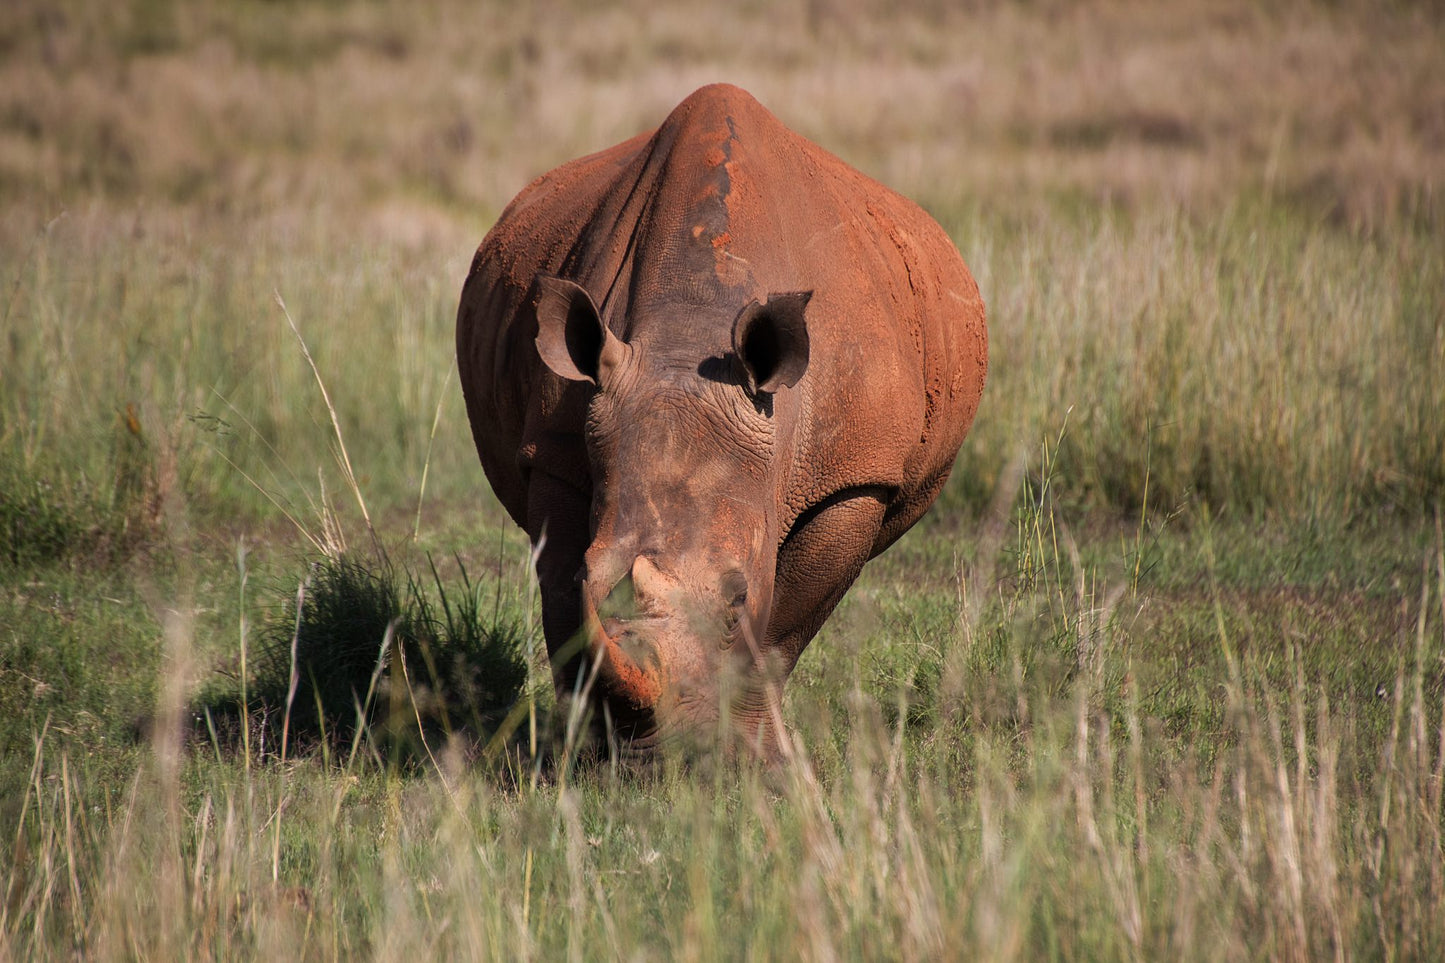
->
[594,694,729,760]
[589,655,783,762]
[597,699,666,756]
[571,577,782,758]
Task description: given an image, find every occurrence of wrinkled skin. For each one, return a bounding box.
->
[456,84,987,757]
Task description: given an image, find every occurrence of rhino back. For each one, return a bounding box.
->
[661,86,988,548]
[457,84,987,545]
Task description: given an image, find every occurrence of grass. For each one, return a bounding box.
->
[3,499,1443,959]
[3,0,1444,957]
[230,549,534,759]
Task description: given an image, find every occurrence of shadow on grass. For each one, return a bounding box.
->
[194,550,536,770]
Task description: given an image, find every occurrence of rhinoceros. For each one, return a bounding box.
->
[456,84,986,756]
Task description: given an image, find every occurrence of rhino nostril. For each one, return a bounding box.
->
[615,630,657,665]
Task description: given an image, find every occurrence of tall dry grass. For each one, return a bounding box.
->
[3,491,1443,960]
[954,204,1445,515]
[3,188,1440,535]
[3,0,1439,229]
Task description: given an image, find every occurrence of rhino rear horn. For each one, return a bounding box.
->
[535,275,626,386]
[732,291,812,394]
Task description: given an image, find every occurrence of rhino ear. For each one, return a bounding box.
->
[535,275,626,386]
[732,291,812,394]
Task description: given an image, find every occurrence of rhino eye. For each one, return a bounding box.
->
[721,570,748,608]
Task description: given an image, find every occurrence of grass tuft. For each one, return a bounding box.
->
[228,551,533,763]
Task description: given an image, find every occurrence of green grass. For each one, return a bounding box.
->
[3,504,1442,959]
[3,0,1444,957]
[233,549,535,757]
[1,216,476,533]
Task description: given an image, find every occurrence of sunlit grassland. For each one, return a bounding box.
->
[5,498,1443,959]
[4,198,1439,544]
[3,0,1445,958]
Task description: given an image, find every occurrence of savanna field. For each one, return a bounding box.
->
[2,0,1444,958]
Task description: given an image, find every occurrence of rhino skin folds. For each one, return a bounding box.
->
[456,83,986,758]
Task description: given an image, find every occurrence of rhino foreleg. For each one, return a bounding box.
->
[525,474,592,692]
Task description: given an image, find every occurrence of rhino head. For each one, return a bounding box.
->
[534,275,811,754]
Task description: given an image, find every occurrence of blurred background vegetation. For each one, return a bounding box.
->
[1,0,1441,540]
